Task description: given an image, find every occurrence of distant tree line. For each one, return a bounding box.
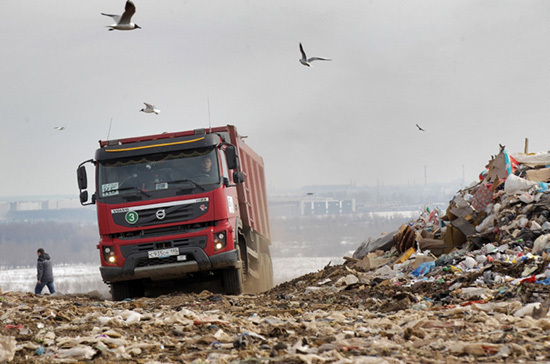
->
[0,212,413,268]
[0,222,99,268]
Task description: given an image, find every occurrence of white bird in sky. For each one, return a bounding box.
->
[140,102,161,115]
[299,43,332,67]
[102,1,141,31]
[53,126,66,131]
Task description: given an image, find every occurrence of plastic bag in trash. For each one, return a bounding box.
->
[233,331,266,349]
[411,261,435,277]
[504,174,537,194]
[533,234,550,255]
[56,345,96,359]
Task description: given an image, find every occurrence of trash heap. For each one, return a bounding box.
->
[352,145,550,287]
[4,146,550,363]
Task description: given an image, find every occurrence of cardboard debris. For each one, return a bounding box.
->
[511,151,550,168]
[360,251,394,271]
[352,230,398,259]
[418,238,447,256]
[525,167,550,183]
[394,224,416,253]
[485,147,509,182]
[448,195,474,219]
[451,217,477,237]
[443,224,467,248]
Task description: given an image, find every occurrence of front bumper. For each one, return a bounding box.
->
[100,247,240,283]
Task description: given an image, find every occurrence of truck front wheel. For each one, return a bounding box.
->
[221,267,243,295]
[111,280,144,301]
[221,242,245,295]
[111,281,130,301]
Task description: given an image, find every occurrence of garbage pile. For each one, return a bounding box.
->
[352,145,550,284]
[3,145,550,363]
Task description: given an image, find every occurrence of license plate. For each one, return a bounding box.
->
[148,247,179,259]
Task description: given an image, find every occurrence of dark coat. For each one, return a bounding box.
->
[37,253,54,283]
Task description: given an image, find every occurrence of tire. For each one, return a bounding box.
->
[222,267,243,295]
[111,281,130,301]
[129,280,145,298]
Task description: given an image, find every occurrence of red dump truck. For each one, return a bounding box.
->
[77,125,273,300]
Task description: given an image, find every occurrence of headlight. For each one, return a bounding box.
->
[214,231,226,251]
[102,246,116,264]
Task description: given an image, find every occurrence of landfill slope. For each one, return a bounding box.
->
[2,261,550,364]
[4,146,550,363]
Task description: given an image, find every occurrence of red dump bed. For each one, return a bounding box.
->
[226,125,271,242]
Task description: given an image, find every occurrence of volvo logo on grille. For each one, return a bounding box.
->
[156,209,166,220]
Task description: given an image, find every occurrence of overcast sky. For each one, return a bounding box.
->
[2,0,549,197]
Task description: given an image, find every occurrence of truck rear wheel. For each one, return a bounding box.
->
[221,267,243,295]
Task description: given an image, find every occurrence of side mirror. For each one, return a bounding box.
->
[225,145,239,170]
[77,159,95,206]
[233,171,246,184]
[77,165,88,190]
[80,191,89,204]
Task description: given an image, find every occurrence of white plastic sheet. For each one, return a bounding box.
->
[504,174,538,194]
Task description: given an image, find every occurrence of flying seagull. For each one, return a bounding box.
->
[299,43,331,67]
[416,124,426,132]
[140,102,160,115]
[53,126,66,131]
[102,1,141,31]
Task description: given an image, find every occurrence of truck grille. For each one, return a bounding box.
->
[113,221,215,240]
[111,199,209,228]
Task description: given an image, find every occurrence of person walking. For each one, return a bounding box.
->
[35,248,55,294]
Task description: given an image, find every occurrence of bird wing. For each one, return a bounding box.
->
[119,0,136,24]
[143,102,154,109]
[299,43,307,61]
[308,57,331,62]
[101,13,121,23]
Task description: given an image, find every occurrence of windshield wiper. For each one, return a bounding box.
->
[170,179,206,191]
[114,186,151,197]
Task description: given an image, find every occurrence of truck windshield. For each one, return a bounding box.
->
[97,147,220,200]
